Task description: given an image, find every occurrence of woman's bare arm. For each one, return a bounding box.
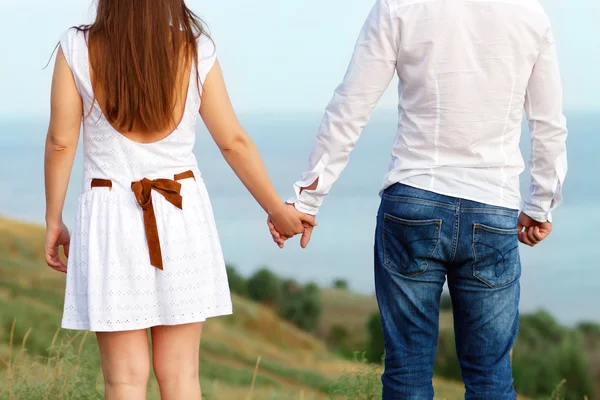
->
[44,47,82,271]
[200,60,314,239]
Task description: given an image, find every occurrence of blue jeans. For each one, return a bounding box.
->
[375,183,520,400]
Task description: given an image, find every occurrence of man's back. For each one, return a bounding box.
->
[292,0,566,226]
[285,1,567,398]
[395,0,548,164]
[389,0,561,215]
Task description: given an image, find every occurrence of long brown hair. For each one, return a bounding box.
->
[76,0,209,133]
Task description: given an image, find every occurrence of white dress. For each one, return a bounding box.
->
[59,28,233,332]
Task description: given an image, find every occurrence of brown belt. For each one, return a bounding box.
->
[91,170,196,270]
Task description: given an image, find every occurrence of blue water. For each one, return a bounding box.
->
[0,110,598,325]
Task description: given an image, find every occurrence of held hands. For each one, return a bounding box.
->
[45,221,70,273]
[267,203,316,249]
[517,212,552,247]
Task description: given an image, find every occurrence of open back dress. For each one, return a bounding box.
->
[59,28,233,332]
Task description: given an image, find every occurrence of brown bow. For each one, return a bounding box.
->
[131,178,183,270]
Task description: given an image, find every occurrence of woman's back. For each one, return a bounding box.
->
[89,31,194,143]
[60,29,216,191]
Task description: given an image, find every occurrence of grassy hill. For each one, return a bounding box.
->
[0,216,467,400]
[318,288,455,351]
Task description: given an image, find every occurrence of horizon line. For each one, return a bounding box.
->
[1,107,599,121]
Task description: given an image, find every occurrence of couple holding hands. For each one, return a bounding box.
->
[45,0,566,399]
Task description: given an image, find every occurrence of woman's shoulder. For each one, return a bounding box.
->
[196,33,216,60]
[196,33,217,84]
[60,26,87,41]
[58,27,88,69]
[59,27,88,53]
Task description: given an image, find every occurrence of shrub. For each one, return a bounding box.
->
[512,311,595,399]
[327,324,353,358]
[577,322,600,338]
[330,355,382,400]
[226,265,247,296]
[431,309,596,400]
[440,293,452,311]
[577,322,600,395]
[365,312,385,364]
[304,282,320,295]
[332,279,349,290]
[246,268,282,306]
[278,282,322,332]
[554,333,594,399]
[434,329,461,380]
[281,279,302,295]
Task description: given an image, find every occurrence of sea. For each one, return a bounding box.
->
[0,109,598,325]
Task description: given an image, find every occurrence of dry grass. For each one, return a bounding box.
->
[318,288,379,347]
[319,288,455,349]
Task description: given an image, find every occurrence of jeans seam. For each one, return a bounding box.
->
[450,200,461,263]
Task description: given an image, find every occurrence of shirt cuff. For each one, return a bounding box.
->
[522,199,554,223]
[287,191,323,215]
[288,153,329,215]
[288,196,320,215]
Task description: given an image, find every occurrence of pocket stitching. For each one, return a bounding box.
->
[384,213,443,227]
[474,242,519,260]
[382,214,442,277]
[472,225,520,288]
[475,223,518,235]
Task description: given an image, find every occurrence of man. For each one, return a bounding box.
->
[270,0,567,398]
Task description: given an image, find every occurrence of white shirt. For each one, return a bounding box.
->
[290,0,568,223]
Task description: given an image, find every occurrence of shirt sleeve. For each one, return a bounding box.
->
[288,0,400,215]
[522,26,568,223]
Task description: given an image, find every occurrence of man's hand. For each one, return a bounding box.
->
[517,212,552,247]
[267,204,316,249]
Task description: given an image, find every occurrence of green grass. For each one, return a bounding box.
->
[0,324,104,400]
[201,339,332,392]
[259,358,333,393]
[330,354,467,400]
[200,357,280,388]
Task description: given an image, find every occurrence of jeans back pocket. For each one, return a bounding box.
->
[382,214,442,277]
[473,224,520,288]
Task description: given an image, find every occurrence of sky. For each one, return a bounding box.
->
[0,0,598,117]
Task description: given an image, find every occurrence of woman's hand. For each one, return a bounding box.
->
[45,222,70,273]
[268,204,316,249]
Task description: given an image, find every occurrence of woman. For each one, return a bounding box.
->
[43,1,314,398]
